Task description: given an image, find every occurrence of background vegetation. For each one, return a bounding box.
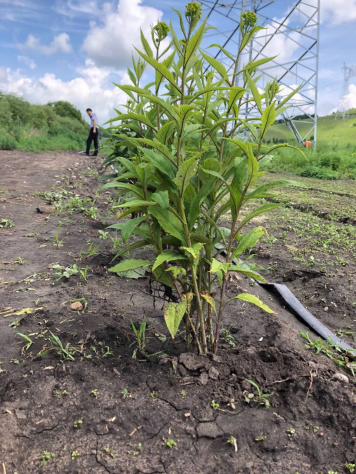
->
[0,92,88,152]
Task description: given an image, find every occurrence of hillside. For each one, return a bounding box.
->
[0,92,88,152]
[267,110,356,144]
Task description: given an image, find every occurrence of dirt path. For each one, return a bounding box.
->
[1,150,356,474]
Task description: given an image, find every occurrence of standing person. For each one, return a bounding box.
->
[86,108,99,156]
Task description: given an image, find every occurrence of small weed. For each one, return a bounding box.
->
[211,400,219,410]
[52,231,64,249]
[51,263,79,281]
[71,450,80,460]
[305,425,320,433]
[99,230,109,240]
[287,428,296,437]
[129,443,142,456]
[73,419,83,428]
[245,380,272,408]
[130,320,147,357]
[345,463,356,474]
[151,391,156,398]
[220,326,236,348]
[78,265,89,283]
[103,446,115,458]
[17,333,33,354]
[227,435,237,451]
[121,388,130,398]
[255,435,267,442]
[9,320,20,328]
[0,218,15,228]
[38,331,78,361]
[90,389,98,398]
[164,438,176,448]
[103,346,114,358]
[40,451,55,467]
[62,390,69,396]
[10,358,19,364]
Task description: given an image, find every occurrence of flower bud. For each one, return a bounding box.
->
[153,21,169,43]
[242,11,257,29]
[185,2,202,24]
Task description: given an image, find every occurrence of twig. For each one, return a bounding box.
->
[2,462,7,474]
[270,377,291,385]
[305,370,316,403]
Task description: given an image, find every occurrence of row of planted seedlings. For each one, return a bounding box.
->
[101,2,304,355]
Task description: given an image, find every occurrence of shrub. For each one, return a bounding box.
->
[102,4,304,354]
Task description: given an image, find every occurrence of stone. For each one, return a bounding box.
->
[179,353,208,371]
[15,410,27,420]
[70,301,83,311]
[211,354,222,363]
[208,367,219,380]
[196,422,224,439]
[198,372,209,386]
[323,307,329,312]
[332,373,349,384]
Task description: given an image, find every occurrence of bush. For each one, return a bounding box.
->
[0,133,18,150]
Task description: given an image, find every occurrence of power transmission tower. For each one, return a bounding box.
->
[334,63,356,120]
[199,0,320,146]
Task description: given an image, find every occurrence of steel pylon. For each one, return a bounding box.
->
[198,0,320,146]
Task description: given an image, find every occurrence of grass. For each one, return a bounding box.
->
[0,93,88,152]
[261,141,356,180]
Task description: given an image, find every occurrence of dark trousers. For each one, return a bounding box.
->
[86,128,99,155]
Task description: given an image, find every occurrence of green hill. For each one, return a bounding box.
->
[267,110,356,144]
[0,92,88,152]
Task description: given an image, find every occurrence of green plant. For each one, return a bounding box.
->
[52,231,64,249]
[51,263,79,281]
[101,3,303,354]
[121,388,130,398]
[9,320,20,328]
[287,428,296,437]
[227,435,237,451]
[78,265,89,283]
[164,438,176,448]
[38,331,78,361]
[103,346,114,358]
[103,447,115,458]
[73,419,83,428]
[99,230,109,240]
[130,320,147,357]
[255,435,266,441]
[71,450,80,460]
[211,400,219,410]
[345,463,356,474]
[40,451,55,467]
[245,379,272,408]
[0,218,15,228]
[90,389,98,398]
[10,358,19,364]
[17,333,34,354]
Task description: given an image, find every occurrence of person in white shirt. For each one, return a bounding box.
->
[86,108,99,156]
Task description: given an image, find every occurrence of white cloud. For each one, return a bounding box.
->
[82,0,168,69]
[22,32,72,55]
[333,83,356,113]
[0,61,128,124]
[17,55,36,69]
[321,0,356,24]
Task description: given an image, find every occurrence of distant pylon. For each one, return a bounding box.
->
[335,63,356,119]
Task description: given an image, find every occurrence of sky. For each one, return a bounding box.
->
[0,0,356,125]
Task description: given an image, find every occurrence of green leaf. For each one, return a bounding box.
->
[210,258,230,274]
[187,177,216,229]
[185,18,207,66]
[181,242,203,259]
[173,157,199,195]
[169,20,183,56]
[228,87,245,113]
[207,43,235,62]
[228,293,275,314]
[231,226,266,260]
[260,144,306,161]
[152,266,174,289]
[135,47,181,94]
[239,56,277,74]
[229,265,266,283]
[111,240,150,262]
[261,103,276,137]
[139,147,176,179]
[247,73,262,114]
[127,68,137,86]
[152,190,169,209]
[140,29,153,58]
[149,206,187,245]
[109,112,156,131]
[172,8,186,38]
[201,293,216,314]
[99,182,143,199]
[164,301,187,339]
[156,121,176,145]
[201,51,230,84]
[276,84,302,110]
[121,216,147,244]
[109,259,152,275]
[152,251,186,271]
[116,200,157,209]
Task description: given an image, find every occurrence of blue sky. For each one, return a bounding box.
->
[0,0,356,123]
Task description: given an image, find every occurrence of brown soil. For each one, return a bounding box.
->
[1,150,356,474]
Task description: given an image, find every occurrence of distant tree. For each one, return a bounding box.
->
[47,101,84,123]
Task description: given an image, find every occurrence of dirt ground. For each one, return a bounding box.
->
[1,150,356,474]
